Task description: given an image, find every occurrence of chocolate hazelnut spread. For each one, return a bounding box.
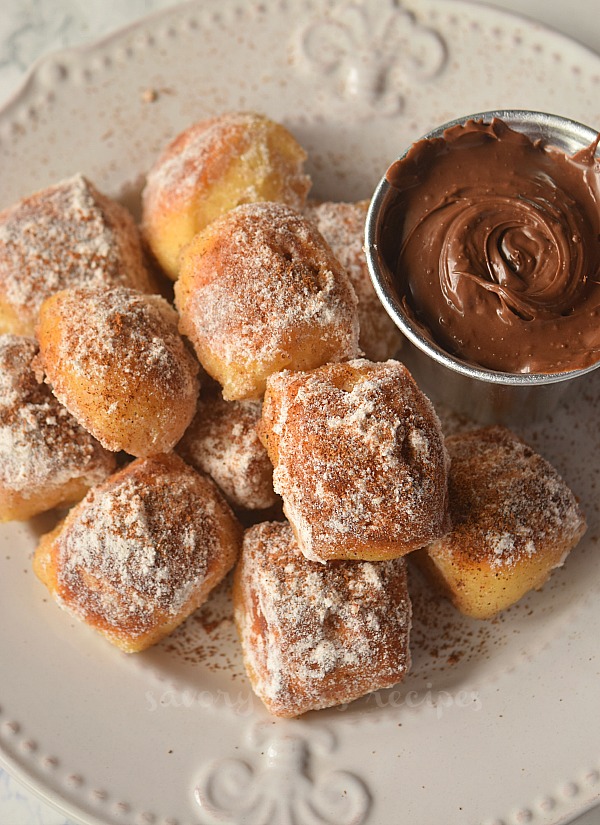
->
[384,118,600,373]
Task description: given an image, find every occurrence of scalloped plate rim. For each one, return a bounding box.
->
[0,2,599,825]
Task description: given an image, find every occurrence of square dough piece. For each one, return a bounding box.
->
[141,111,312,280]
[0,334,115,522]
[174,202,359,401]
[176,386,278,512]
[0,174,155,336]
[259,358,450,562]
[234,520,411,717]
[34,453,241,652]
[415,426,587,619]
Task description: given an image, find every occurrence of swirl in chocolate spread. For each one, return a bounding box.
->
[384,118,600,373]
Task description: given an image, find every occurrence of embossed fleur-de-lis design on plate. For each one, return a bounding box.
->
[195,722,371,825]
[298,0,447,116]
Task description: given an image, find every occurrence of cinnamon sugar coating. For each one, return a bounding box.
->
[33,453,242,652]
[175,202,360,400]
[0,174,156,336]
[416,426,587,619]
[304,200,403,361]
[234,520,411,717]
[142,111,312,279]
[259,358,450,563]
[36,286,200,457]
[176,387,278,511]
[0,334,115,522]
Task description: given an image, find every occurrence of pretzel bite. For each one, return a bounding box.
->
[175,202,360,400]
[176,386,278,511]
[33,453,242,652]
[0,174,156,336]
[234,520,411,717]
[304,200,403,361]
[142,111,312,279]
[36,287,200,457]
[415,426,587,619]
[259,358,450,563]
[0,335,115,522]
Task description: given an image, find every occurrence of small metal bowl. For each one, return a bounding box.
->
[365,109,600,426]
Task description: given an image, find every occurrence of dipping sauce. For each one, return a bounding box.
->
[384,118,600,373]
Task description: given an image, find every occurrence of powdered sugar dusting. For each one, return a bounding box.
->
[0,174,152,328]
[262,358,450,562]
[177,390,277,511]
[54,455,228,639]
[0,334,114,495]
[176,202,359,397]
[39,287,200,454]
[50,288,190,385]
[235,521,411,716]
[432,426,587,569]
[142,112,310,213]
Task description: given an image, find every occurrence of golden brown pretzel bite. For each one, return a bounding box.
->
[0,334,115,522]
[175,201,359,400]
[36,286,200,457]
[259,358,450,563]
[176,387,278,511]
[0,174,155,335]
[415,426,587,619]
[34,453,242,652]
[142,111,311,279]
[234,520,411,717]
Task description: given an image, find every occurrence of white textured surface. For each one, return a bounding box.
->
[0,1,599,824]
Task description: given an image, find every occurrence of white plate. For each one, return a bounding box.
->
[1,1,599,824]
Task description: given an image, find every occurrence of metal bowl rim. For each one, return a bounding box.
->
[365,108,600,388]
